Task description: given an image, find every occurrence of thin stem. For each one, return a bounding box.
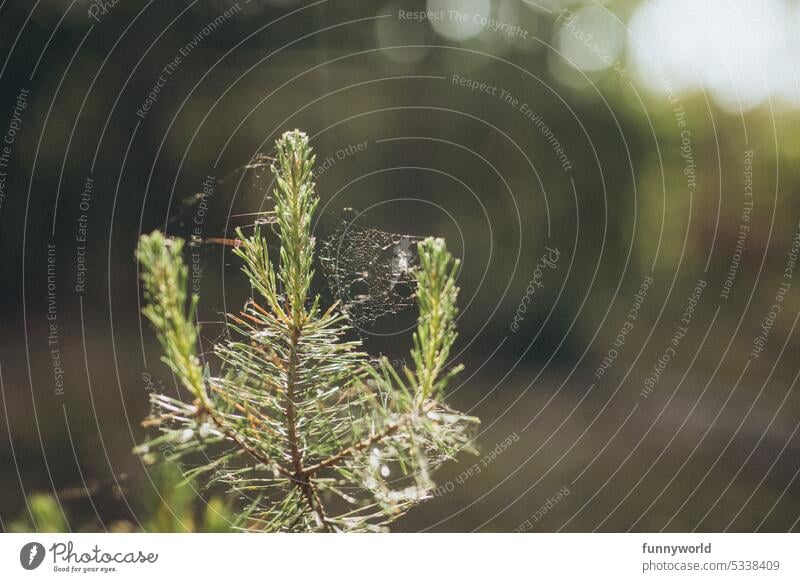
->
[298,474,332,532]
[284,320,332,530]
[205,407,294,480]
[285,326,304,476]
[302,402,436,475]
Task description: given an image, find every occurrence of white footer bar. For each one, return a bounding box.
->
[1,533,797,581]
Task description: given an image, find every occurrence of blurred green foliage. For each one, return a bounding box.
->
[7,466,233,533]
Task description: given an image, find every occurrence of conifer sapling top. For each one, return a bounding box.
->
[135,130,478,532]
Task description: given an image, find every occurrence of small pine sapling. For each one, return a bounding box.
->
[135,130,478,532]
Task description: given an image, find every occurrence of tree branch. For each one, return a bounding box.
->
[284,316,332,529]
[301,402,436,475]
[203,407,294,481]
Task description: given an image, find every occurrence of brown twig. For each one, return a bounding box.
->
[302,402,436,475]
[203,407,294,481]
[283,321,332,531]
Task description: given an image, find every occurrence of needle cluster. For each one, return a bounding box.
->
[135,130,478,532]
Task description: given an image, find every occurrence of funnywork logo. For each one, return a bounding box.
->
[20,542,46,570]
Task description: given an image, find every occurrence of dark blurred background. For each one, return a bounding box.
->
[1,0,799,532]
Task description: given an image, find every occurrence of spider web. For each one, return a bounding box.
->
[320,222,422,328]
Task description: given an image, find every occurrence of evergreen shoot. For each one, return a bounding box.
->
[135,130,478,532]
